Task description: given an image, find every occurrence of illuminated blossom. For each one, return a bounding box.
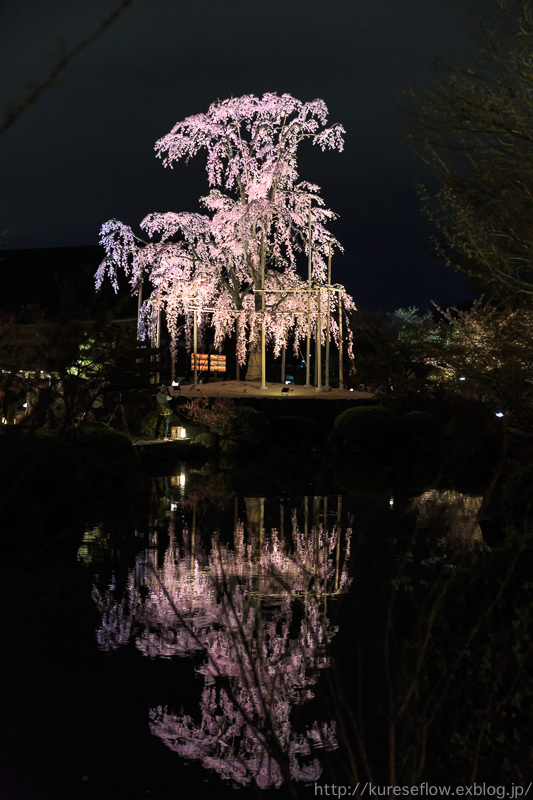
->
[92,500,352,787]
[97,93,355,368]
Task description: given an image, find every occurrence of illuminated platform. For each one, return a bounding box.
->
[176,380,373,400]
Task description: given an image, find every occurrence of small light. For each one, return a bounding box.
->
[172,380,179,387]
[350,388,354,392]
[22,402,27,408]
[179,428,186,439]
[285,380,290,385]
[389,496,394,508]
[170,501,178,511]
[459,376,466,381]
[495,411,504,418]
[179,473,186,487]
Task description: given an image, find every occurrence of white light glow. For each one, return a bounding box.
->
[179,428,186,439]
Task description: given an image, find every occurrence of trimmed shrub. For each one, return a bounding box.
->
[76,420,109,432]
[196,431,217,449]
[10,430,82,490]
[76,422,139,474]
[399,411,442,451]
[219,438,243,456]
[229,406,269,448]
[0,427,84,548]
[332,405,398,448]
[270,416,324,447]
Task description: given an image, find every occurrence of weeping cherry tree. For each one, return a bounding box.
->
[97,93,355,379]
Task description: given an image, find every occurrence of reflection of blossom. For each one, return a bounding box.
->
[92,499,351,787]
[409,490,486,549]
[149,689,335,788]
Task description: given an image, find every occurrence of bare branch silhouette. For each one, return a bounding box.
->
[1,0,137,136]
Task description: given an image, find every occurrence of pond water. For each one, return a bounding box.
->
[0,462,488,800]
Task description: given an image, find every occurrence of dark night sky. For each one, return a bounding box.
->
[1,0,478,312]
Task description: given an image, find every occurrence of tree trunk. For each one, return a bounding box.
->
[245,287,263,381]
[234,318,240,381]
[245,343,262,381]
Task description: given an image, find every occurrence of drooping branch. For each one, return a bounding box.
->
[97,93,355,370]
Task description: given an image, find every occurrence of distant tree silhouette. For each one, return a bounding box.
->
[403,0,533,300]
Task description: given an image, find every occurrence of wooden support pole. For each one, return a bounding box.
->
[316,287,323,392]
[235,317,240,381]
[305,198,312,387]
[155,299,161,385]
[323,495,328,602]
[313,496,320,573]
[235,316,241,381]
[260,232,267,390]
[338,289,344,390]
[137,279,143,341]
[314,334,319,385]
[335,495,342,593]
[261,299,267,389]
[193,287,198,387]
[325,243,331,389]
[259,497,264,596]
[304,496,309,588]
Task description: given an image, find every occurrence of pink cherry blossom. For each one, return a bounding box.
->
[97,94,355,367]
[92,499,352,787]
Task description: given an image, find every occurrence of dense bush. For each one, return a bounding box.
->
[445,406,504,455]
[270,415,324,447]
[0,426,85,549]
[76,420,109,433]
[332,405,398,448]
[396,531,533,782]
[196,431,217,449]
[399,410,442,451]
[4,428,82,491]
[76,422,139,475]
[500,465,533,527]
[229,406,269,448]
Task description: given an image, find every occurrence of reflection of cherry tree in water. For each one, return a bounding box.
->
[409,490,486,549]
[92,499,352,788]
